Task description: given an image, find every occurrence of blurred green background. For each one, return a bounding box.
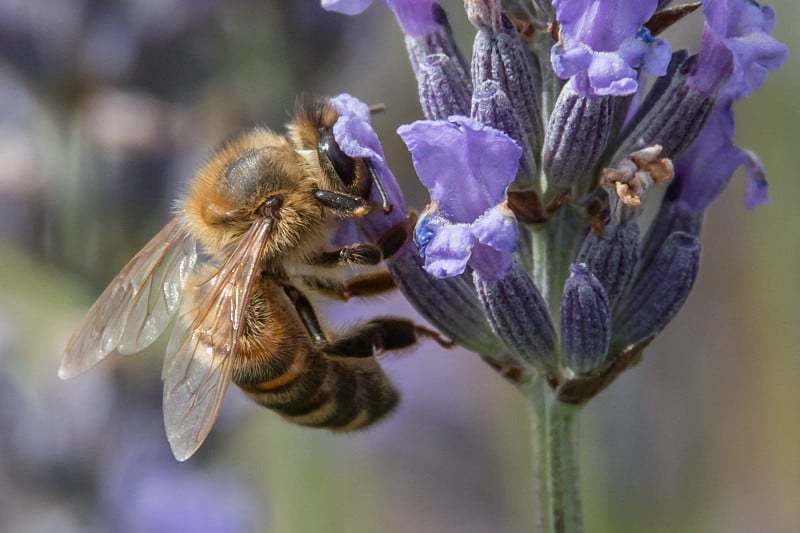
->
[0,1,797,532]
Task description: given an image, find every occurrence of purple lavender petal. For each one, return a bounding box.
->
[697,0,788,101]
[386,0,439,37]
[553,0,656,51]
[330,93,406,235]
[421,221,474,277]
[471,203,518,254]
[397,117,521,222]
[673,101,767,211]
[673,1,785,211]
[469,244,514,280]
[689,15,735,95]
[330,92,372,123]
[469,204,518,278]
[321,0,374,15]
[551,0,669,96]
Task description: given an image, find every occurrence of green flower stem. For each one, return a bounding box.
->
[525,378,584,533]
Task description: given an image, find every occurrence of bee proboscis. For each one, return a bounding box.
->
[59,97,449,461]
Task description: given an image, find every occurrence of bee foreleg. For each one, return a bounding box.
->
[313,190,368,215]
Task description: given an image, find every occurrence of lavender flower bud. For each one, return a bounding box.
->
[542,78,617,199]
[404,1,472,114]
[560,264,612,376]
[576,222,639,309]
[474,259,556,370]
[388,243,512,358]
[637,191,702,280]
[620,50,689,141]
[417,53,471,119]
[470,11,543,159]
[614,231,701,346]
[471,80,536,184]
[612,57,716,162]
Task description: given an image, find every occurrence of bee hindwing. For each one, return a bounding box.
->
[59,218,198,379]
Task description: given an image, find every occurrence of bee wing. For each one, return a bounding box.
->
[162,217,273,461]
[59,218,198,379]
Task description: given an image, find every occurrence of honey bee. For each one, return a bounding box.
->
[59,98,448,461]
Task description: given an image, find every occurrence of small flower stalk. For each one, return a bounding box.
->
[324,0,786,531]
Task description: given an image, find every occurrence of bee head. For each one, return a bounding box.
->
[288,99,373,201]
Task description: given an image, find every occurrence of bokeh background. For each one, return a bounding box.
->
[0,1,797,532]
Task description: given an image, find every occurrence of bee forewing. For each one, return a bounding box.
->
[59,219,198,379]
[161,217,273,461]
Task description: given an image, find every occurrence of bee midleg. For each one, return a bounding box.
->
[301,270,396,301]
[313,190,367,214]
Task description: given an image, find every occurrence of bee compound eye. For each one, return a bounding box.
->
[318,127,356,187]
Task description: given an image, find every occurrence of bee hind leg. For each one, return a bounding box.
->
[302,270,396,301]
[283,284,453,358]
[323,318,454,358]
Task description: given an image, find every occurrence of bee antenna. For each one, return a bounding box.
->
[367,161,393,214]
[368,103,387,115]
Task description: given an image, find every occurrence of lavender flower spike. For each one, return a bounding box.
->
[398,116,521,279]
[551,0,671,96]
